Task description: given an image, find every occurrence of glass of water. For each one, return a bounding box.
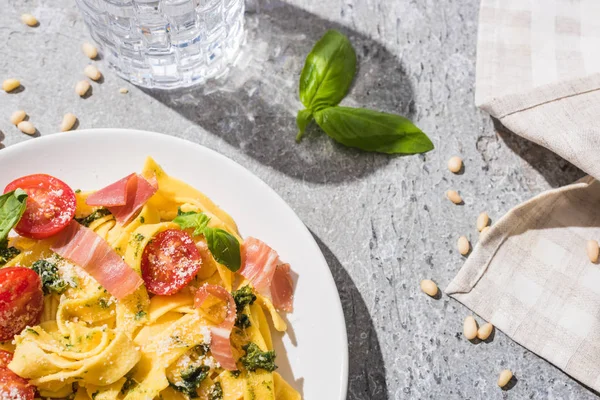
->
[76,0,245,89]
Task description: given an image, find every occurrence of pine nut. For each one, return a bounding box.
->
[420,280,438,297]
[60,113,77,132]
[477,212,490,232]
[119,87,129,94]
[82,42,98,59]
[481,226,490,234]
[446,190,462,204]
[2,79,21,92]
[587,240,599,263]
[447,156,463,173]
[84,65,102,81]
[75,80,91,97]
[458,236,470,255]
[10,110,26,125]
[463,316,478,340]
[17,121,36,135]
[477,322,494,340]
[21,14,38,27]
[497,369,513,387]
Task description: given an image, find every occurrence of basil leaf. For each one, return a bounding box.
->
[314,106,434,154]
[0,189,28,244]
[299,30,356,111]
[173,209,211,236]
[203,227,241,273]
[295,109,313,142]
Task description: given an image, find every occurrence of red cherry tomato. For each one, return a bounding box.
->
[0,366,35,400]
[0,351,12,367]
[4,174,76,239]
[141,229,202,295]
[0,267,44,341]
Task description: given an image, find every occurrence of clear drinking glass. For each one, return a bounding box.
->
[76,0,245,89]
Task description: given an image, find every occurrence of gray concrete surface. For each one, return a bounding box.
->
[0,0,594,398]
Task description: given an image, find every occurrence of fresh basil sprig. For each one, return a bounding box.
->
[0,189,28,266]
[296,30,434,154]
[173,209,241,273]
[0,189,28,244]
[314,107,434,154]
[299,30,356,114]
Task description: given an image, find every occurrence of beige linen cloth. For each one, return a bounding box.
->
[446,0,600,391]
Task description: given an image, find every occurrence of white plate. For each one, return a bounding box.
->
[0,128,348,399]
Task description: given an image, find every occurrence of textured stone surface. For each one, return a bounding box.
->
[0,0,593,399]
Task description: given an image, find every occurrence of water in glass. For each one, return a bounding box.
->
[76,0,245,89]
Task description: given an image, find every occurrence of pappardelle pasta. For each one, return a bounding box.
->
[0,157,299,400]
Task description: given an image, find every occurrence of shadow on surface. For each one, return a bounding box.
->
[312,233,388,400]
[493,118,585,187]
[143,0,415,184]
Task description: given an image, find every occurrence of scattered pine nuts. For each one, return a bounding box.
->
[463,316,478,340]
[587,240,599,263]
[481,226,490,234]
[447,156,463,173]
[10,110,26,125]
[2,79,21,92]
[420,280,438,297]
[477,322,494,340]
[458,236,470,255]
[497,369,513,388]
[119,87,129,94]
[21,13,38,27]
[446,190,462,204]
[477,212,490,232]
[82,42,98,59]
[17,121,36,135]
[75,80,91,97]
[60,113,77,132]
[84,65,102,81]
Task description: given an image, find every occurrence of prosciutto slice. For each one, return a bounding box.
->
[85,173,157,224]
[194,284,237,370]
[270,264,294,313]
[239,237,295,312]
[239,237,279,291]
[86,174,134,206]
[51,221,143,299]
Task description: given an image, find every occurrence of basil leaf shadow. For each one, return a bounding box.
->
[141,0,416,185]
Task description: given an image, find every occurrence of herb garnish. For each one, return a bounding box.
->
[209,382,224,400]
[0,189,27,265]
[0,245,20,267]
[75,208,112,227]
[169,365,210,398]
[173,209,241,272]
[296,30,434,154]
[121,375,136,395]
[232,285,257,329]
[239,342,277,372]
[32,260,68,295]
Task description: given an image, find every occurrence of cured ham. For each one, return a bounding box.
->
[85,173,157,224]
[239,237,279,291]
[240,237,295,312]
[270,264,294,313]
[194,284,237,370]
[51,221,143,299]
[86,174,134,206]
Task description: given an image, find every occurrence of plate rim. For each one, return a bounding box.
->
[1,128,350,399]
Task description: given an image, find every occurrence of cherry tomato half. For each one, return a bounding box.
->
[0,366,35,400]
[0,351,12,367]
[141,229,202,295]
[0,267,44,341]
[4,174,76,239]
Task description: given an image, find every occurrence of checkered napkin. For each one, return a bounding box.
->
[447,0,600,391]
